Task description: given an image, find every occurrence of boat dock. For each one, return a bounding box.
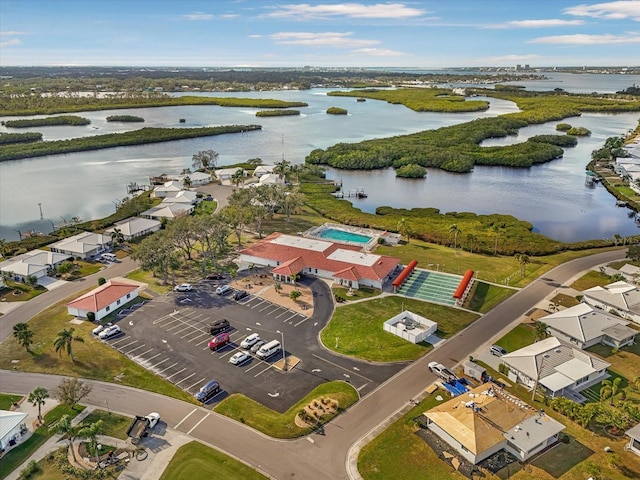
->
[334,187,368,199]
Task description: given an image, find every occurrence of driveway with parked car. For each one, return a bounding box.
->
[99,276,405,411]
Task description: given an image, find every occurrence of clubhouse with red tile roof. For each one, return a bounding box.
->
[239,233,402,289]
[67,280,139,321]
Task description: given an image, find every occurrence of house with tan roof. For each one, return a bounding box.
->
[239,232,401,289]
[140,202,194,220]
[542,303,637,349]
[67,280,139,321]
[500,336,610,402]
[582,280,640,324]
[424,383,565,465]
[48,232,111,260]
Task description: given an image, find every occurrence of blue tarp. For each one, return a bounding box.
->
[442,380,469,396]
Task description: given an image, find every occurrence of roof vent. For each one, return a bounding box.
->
[543,354,550,358]
[555,349,561,353]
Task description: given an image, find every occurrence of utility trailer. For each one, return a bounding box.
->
[126,412,160,444]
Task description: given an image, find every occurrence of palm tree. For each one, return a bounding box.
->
[77,420,103,464]
[397,217,411,244]
[110,227,124,246]
[489,224,503,255]
[53,328,84,363]
[449,224,461,253]
[600,377,622,406]
[13,323,34,352]
[28,387,49,422]
[465,233,477,254]
[274,158,290,181]
[613,233,622,246]
[534,321,548,342]
[515,253,530,277]
[231,169,245,188]
[49,414,79,462]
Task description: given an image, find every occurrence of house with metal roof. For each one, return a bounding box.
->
[582,281,640,324]
[0,410,28,451]
[542,303,637,349]
[105,217,161,241]
[626,423,640,456]
[152,180,182,198]
[140,202,194,220]
[239,232,401,290]
[500,337,610,402]
[48,232,111,260]
[67,280,139,321]
[424,383,565,465]
[0,249,72,281]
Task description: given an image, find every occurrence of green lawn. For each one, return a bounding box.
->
[0,404,83,480]
[125,268,174,294]
[358,393,467,480]
[333,286,380,301]
[466,281,516,313]
[159,441,268,480]
[65,260,103,280]
[571,270,616,291]
[194,200,218,215]
[0,291,196,404]
[214,381,358,438]
[494,323,536,353]
[320,296,479,362]
[0,393,22,410]
[79,409,130,440]
[0,282,47,302]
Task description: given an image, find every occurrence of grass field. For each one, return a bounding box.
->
[79,409,130,439]
[0,392,22,410]
[159,441,268,480]
[494,323,537,353]
[320,296,479,362]
[214,381,358,438]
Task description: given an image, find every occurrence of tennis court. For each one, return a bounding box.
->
[397,269,462,305]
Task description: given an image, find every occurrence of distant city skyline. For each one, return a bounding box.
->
[1,0,639,68]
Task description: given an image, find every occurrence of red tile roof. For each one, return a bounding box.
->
[240,233,400,282]
[271,256,306,276]
[67,281,138,313]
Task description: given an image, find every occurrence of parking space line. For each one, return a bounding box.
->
[166,368,187,380]
[244,360,264,372]
[254,365,273,377]
[217,348,236,359]
[186,378,207,392]
[110,336,133,347]
[117,340,139,351]
[158,362,178,374]
[259,304,280,314]
[174,409,197,429]
[275,309,290,319]
[187,413,210,435]
[251,299,267,309]
[132,347,153,358]
[142,352,162,363]
[357,383,369,391]
[312,354,373,382]
[282,312,298,322]
[152,357,170,368]
[126,344,147,355]
[197,338,210,347]
[294,316,310,327]
[175,373,196,386]
[180,328,206,339]
[186,332,209,343]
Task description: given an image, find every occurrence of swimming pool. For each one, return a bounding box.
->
[318,228,372,244]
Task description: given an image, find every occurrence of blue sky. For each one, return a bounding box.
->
[1,1,639,68]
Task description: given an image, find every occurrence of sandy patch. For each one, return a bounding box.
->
[230,275,314,317]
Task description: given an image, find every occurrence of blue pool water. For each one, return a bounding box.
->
[318,228,372,244]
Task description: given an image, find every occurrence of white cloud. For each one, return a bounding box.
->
[0,38,21,48]
[486,54,542,62]
[271,31,379,48]
[266,2,426,20]
[182,12,214,21]
[0,31,29,36]
[351,47,409,56]
[221,14,239,18]
[564,1,640,21]
[488,19,585,29]
[530,33,640,44]
[248,34,263,38]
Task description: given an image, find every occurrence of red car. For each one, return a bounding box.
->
[208,332,230,350]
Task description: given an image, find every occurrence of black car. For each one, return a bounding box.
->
[210,319,230,335]
[206,272,224,280]
[195,380,221,403]
[234,290,248,301]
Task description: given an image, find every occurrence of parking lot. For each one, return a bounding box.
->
[100,277,405,412]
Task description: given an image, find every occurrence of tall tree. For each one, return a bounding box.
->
[274,158,290,180]
[52,377,92,409]
[489,224,504,256]
[465,233,477,254]
[281,188,305,222]
[600,377,622,406]
[231,168,245,188]
[449,224,461,253]
[49,415,79,462]
[166,214,197,261]
[53,327,84,362]
[77,420,104,463]
[534,321,548,342]
[515,253,530,277]
[192,149,219,172]
[132,230,176,284]
[28,387,49,422]
[13,322,34,352]
[110,227,124,246]
[397,217,412,244]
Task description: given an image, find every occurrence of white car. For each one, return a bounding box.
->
[240,333,261,349]
[174,283,193,292]
[98,325,122,339]
[92,322,112,335]
[215,284,232,295]
[229,351,250,365]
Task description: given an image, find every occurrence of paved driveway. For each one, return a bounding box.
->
[101,277,405,411]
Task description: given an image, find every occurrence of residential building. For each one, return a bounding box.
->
[0,410,28,451]
[215,167,246,185]
[179,171,212,186]
[0,249,72,281]
[257,173,284,185]
[500,337,610,402]
[48,232,111,260]
[626,423,640,456]
[67,280,139,321]
[238,232,401,290]
[253,165,276,177]
[161,190,198,205]
[582,281,640,324]
[424,384,565,465]
[542,303,637,349]
[140,203,194,220]
[105,217,161,241]
[152,180,182,198]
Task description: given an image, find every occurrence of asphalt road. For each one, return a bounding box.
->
[0,248,627,480]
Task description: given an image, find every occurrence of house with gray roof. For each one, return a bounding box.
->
[105,217,161,241]
[626,423,640,456]
[49,232,111,260]
[152,180,182,198]
[542,303,637,349]
[582,281,640,324]
[0,249,72,282]
[500,337,610,403]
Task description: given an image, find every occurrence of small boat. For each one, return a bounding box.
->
[616,200,627,207]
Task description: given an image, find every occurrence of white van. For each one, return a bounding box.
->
[256,340,281,359]
[100,253,117,262]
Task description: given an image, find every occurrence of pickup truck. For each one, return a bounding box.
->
[126,412,160,444]
[428,362,458,382]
